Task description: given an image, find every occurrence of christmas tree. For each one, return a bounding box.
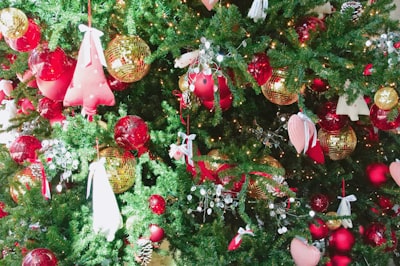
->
[0,0,400,265]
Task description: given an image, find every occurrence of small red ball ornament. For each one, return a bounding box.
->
[296,17,326,43]
[5,19,41,52]
[364,223,397,251]
[369,104,400,131]
[247,53,273,86]
[149,194,166,215]
[29,43,67,81]
[22,248,57,266]
[318,101,348,131]
[149,224,165,242]
[329,228,355,253]
[311,78,329,92]
[9,135,42,164]
[188,72,215,101]
[377,195,394,211]
[309,218,329,240]
[310,193,330,212]
[366,163,389,187]
[106,74,130,91]
[38,97,65,125]
[329,254,352,266]
[114,115,150,151]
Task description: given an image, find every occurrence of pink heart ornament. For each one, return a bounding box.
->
[389,160,400,186]
[288,114,315,154]
[290,237,321,266]
[201,0,218,11]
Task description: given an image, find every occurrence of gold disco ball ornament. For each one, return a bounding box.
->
[105,35,151,83]
[325,211,342,230]
[256,155,285,175]
[10,163,41,203]
[99,147,136,194]
[178,74,189,92]
[204,149,229,172]
[374,86,399,110]
[0,8,29,39]
[318,126,357,160]
[261,69,298,105]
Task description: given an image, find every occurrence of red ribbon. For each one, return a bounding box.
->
[172,90,188,125]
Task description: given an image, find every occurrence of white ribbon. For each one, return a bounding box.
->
[78,24,107,67]
[297,112,317,154]
[177,132,196,166]
[247,0,269,22]
[337,194,357,228]
[234,225,255,245]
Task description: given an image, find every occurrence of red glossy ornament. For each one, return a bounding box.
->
[369,104,400,131]
[114,115,150,151]
[201,95,233,111]
[219,173,246,193]
[18,98,35,115]
[106,74,130,91]
[5,19,41,52]
[311,78,329,92]
[38,97,65,125]
[149,194,166,215]
[310,193,330,212]
[309,218,329,239]
[377,195,394,211]
[149,224,165,242]
[0,202,8,218]
[9,135,42,164]
[29,43,67,81]
[188,72,215,101]
[330,254,352,266]
[318,101,348,131]
[366,163,389,187]
[329,228,355,253]
[247,53,273,86]
[296,17,326,43]
[364,223,397,251]
[22,248,57,266]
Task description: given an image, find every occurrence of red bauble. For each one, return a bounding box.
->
[9,135,42,164]
[296,17,326,43]
[29,43,67,81]
[309,218,329,239]
[219,173,246,193]
[38,97,65,125]
[377,195,394,211]
[364,223,397,251]
[22,248,57,266]
[18,98,35,115]
[114,115,150,151]
[149,194,166,215]
[366,163,389,187]
[369,104,400,131]
[310,193,330,212]
[149,224,165,242]
[311,78,329,92]
[247,53,273,86]
[202,95,233,111]
[329,228,355,253]
[107,74,130,91]
[188,72,215,101]
[318,101,348,131]
[0,202,8,218]
[330,254,352,266]
[5,19,41,52]
[17,69,38,88]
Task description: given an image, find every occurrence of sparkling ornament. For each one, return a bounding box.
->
[296,17,326,43]
[106,74,130,91]
[22,248,57,266]
[9,135,42,164]
[325,211,342,230]
[247,53,273,86]
[370,104,400,131]
[329,227,355,253]
[149,194,166,215]
[256,155,284,171]
[10,163,41,203]
[340,1,363,22]
[149,224,165,242]
[105,35,151,83]
[178,75,189,92]
[318,126,357,160]
[114,115,150,151]
[309,218,329,240]
[366,162,389,187]
[29,43,67,81]
[5,18,40,52]
[374,87,399,110]
[204,149,229,172]
[364,223,397,251]
[310,193,330,212]
[311,78,329,92]
[99,147,136,194]
[261,69,298,105]
[0,8,29,39]
[38,97,65,126]
[318,101,348,131]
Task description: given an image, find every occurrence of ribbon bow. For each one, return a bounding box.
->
[337,194,357,228]
[297,112,317,153]
[177,132,196,166]
[78,24,107,67]
[228,225,254,251]
[247,0,269,22]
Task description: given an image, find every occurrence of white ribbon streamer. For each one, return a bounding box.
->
[337,194,357,228]
[177,132,196,166]
[234,225,255,245]
[78,24,107,67]
[297,112,317,154]
[247,0,269,22]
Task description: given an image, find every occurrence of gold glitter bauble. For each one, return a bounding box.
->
[204,149,229,172]
[374,87,399,110]
[318,126,357,160]
[99,147,136,194]
[325,211,342,230]
[105,35,151,83]
[256,155,285,175]
[0,8,29,39]
[261,69,298,105]
[178,75,189,92]
[10,163,41,203]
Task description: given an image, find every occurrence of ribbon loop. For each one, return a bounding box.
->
[337,194,357,228]
[177,132,196,166]
[297,112,317,153]
[78,24,107,67]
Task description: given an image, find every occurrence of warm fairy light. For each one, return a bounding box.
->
[197,123,202,128]
[246,32,251,38]
[168,22,173,27]
[270,42,276,49]
[226,3,230,7]
[287,21,293,27]
[210,138,215,142]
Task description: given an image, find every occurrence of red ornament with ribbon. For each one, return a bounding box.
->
[228,225,254,251]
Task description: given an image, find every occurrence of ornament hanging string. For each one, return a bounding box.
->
[337,177,357,228]
[172,90,189,125]
[88,0,92,28]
